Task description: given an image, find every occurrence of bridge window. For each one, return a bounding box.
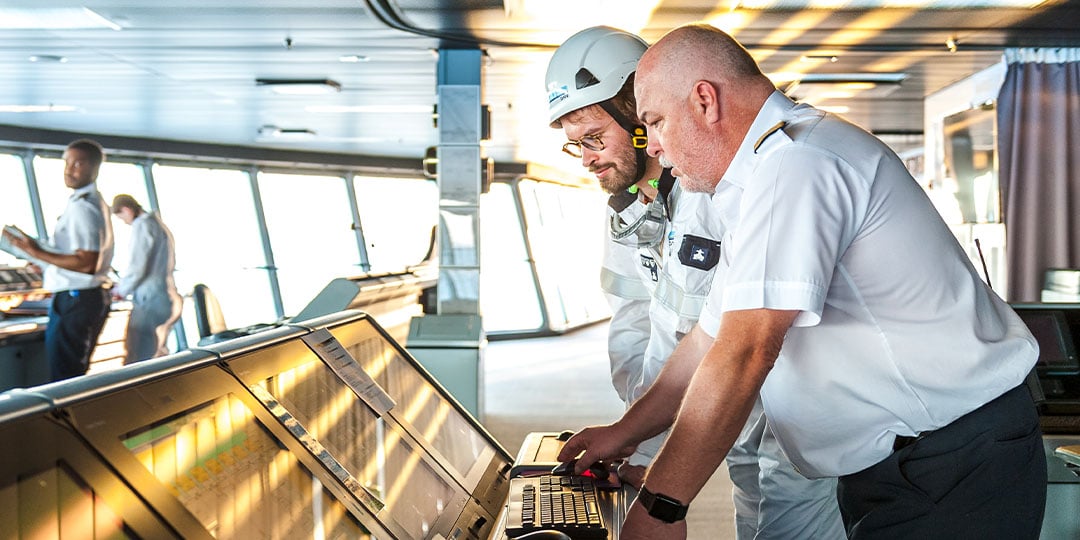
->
[152,164,275,330]
[258,171,361,316]
[352,176,437,273]
[0,154,34,266]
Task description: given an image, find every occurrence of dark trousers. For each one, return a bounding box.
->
[837,384,1047,539]
[45,287,111,382]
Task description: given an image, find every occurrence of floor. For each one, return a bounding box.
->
[482,321,738,540]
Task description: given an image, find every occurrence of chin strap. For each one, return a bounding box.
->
[598,99,648,182]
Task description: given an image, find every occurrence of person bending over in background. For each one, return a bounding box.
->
[111,194,182,364]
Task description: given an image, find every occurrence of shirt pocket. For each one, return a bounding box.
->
[678,234,721,271]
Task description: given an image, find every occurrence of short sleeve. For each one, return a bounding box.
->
[720,144,869,327]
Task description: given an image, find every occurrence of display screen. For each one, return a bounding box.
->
[343,332,497,480]
[257,358,460,539]
[0,462,134,538]
[121,393,370,539]
[1016,309,1080,372]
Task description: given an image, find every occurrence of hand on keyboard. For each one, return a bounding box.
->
[550,458,608,479]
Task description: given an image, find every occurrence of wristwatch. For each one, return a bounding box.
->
[637,485,689,523]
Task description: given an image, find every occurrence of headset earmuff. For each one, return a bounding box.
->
[631,126,648,149]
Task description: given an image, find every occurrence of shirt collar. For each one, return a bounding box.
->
[717,90,798,193]
[70,182,98,199]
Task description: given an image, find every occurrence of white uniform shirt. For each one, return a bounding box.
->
[601,200,652,403]
[629,184,725,462]
[697,91,1037,478]
[43,183,114,292]
[117,212,178,298]
[632,184,722,402]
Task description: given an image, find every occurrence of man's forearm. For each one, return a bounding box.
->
[637,309,797,509]
[32,247,98,275]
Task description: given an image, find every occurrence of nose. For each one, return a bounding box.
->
[645,133,662,158]
[580,147,599,167]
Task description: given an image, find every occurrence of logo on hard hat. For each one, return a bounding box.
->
[548,83,569,106]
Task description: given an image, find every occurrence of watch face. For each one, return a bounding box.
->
[640,486,688,523]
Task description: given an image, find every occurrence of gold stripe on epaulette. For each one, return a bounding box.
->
[754,121,787,153]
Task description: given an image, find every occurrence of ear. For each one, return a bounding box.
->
[689,80,721,124]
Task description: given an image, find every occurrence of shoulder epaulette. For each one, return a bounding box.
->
[754,121,787,153]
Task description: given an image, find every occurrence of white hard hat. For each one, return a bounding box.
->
[545,26,648,128]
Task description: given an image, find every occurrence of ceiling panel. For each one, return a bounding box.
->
[0,0,1078,177]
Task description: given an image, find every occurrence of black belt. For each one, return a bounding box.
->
[892,434,923,451]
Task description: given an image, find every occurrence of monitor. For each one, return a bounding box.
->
[1014,307,1080,375]
[0,393,177,538]
[294,311,512,516]
[64,364,386,539]
[224,330,483,539]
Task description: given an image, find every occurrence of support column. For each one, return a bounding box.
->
[406,48,486,419]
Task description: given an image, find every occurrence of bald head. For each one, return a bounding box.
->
[634,24,776,192]
[639,23,765,92]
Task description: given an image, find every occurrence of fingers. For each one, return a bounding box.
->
[556,430,587,463]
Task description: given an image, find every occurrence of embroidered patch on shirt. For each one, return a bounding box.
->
[678,234,721,271]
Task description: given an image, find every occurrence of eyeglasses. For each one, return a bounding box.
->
[562,133,605,158]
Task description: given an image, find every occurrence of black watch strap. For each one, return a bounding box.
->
[637,485,689,523]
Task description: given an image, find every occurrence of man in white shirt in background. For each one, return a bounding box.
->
[111,194,182,364]
[3,139,114,382]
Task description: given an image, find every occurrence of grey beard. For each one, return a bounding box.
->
[658,155,676,169]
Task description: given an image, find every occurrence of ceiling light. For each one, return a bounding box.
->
[780,73,906,103]
[257,125,317,139]
[0,8,122,30]
[812,90,857,100]
[817,105,851,114]
[799,72,907,84]
[255,78,342,95]
[28,55,67,63]
[305,105,432,114]
[801,55,839,63]
[946,37,958,53]
[339,55,369,63]
[0,104,78,113]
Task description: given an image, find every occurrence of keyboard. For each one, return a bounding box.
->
[504,475,607,539]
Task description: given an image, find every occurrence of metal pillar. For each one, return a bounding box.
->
[407,48,487,419]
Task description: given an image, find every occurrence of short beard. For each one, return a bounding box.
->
[599,168,637,194]
[594,146,640,194]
